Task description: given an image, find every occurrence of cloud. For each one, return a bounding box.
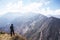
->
[0,0,43,15]
[0,0,23,16]
[22,2,43,13]
[0,0,60,16]
[7,1,43,13]
[55,9,60,15]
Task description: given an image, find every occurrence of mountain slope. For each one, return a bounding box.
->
[0,12,50,40]
[26,17,52,40]
[0,12,48,35]
[28,17,60,40]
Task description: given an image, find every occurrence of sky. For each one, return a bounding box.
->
[0,0,60,16]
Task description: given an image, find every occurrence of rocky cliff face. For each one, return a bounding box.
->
[23,15,48,40]
[26,17,60,40]
[45,17,60,40]
[26,17,52,40]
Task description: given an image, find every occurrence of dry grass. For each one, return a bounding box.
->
[0,33,27,40]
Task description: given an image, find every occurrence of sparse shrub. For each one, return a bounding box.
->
[11,35,26,40]
[0,31,5,34]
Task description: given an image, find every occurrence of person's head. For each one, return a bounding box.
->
[11,24,13,26]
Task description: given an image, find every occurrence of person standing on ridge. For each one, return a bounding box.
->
[10,24,15,36]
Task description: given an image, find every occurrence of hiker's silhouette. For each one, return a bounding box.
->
[10,24,15,36]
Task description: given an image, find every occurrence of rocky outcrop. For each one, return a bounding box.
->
[27,17,60,40]
[39,17,60,40]
[27,17,52,40]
